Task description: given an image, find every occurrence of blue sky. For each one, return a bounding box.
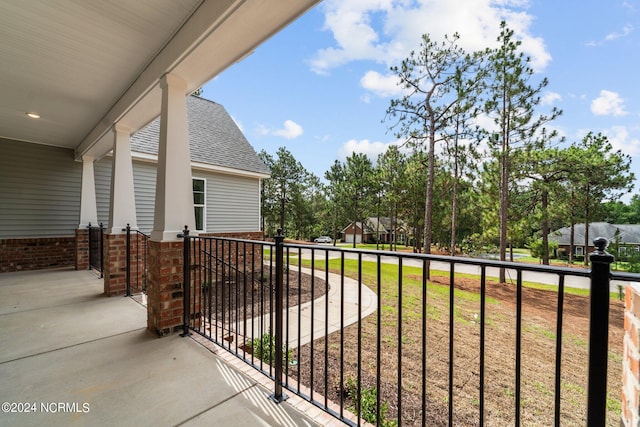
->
[203,0,640,199]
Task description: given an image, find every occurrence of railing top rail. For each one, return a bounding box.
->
[279,242,594,278]
[134,230,150,238]
[611,271,640,283]
[184,234,275,247]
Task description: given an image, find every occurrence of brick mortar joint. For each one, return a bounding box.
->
[624,334,640,356]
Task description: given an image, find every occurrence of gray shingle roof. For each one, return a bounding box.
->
[130,96,270,175]
[341,217,409,234]
[550,222,640,245]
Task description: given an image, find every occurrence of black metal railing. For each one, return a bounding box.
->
[123,224,150,296]
[88,222,103,278]
[180,229,633,426]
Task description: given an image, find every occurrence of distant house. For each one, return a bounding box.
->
[549,222,640,257]
[94,95,270,235]
[341,217,408,244]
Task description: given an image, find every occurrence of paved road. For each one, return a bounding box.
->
[293,245,626,293]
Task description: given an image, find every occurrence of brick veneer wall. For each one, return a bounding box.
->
[0,236,76,272]
[146,231,263,337]
[75,228,89,270]
[147,240,189,336]
[128,232,148,294]
[103,233,127,296]
[623,283,640,426]
[200,231,265,264]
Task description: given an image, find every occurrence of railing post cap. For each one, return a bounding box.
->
[589,237,614,263]
[593,237,608,252]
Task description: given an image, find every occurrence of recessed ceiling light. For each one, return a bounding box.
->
[26,112,40,119]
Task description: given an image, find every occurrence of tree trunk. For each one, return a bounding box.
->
[423,129,435,256]
[499,145,509,282]
[498,86,510,283]
[569,189,575,263]
[584,192,590,266]
[569,221,575,264]
[450,128,459,257]
[541,189,550,265]
[376,199,381,250]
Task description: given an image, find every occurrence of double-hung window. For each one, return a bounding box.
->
[193,178,205,232]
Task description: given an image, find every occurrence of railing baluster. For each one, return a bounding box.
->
[324,248,330,410]
[310,247,315,401]
[125,224,131,296]
[479,265,486,427]
[515,269,523,426]
[99,222,104,278]
[378,254,383,427]
[242,241,248,358]
[357,252,363,427]
[207,238,213,340]
[554,274,565,427]
[215,238,220,344]
[398,257,403,427]
[422,258,428,427]
[339,252,345,419]
[235,240,239,355]
[449,261,455,427]
[180,226,190,337]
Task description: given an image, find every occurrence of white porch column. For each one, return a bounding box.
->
[151,73,195,241]
[108,123,138,234]
[79,155,98,228]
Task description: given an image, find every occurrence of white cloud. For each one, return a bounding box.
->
[273,120,304,139]
[606,125,640,157]
[591,90,628,116]
[605,24,634,41]
[587,24,634,46]
[256,124,270,136]
[338,138,398,159]
[360,70,405,98]
[310,0,551,74]
[540,91,561,106]
[258,120,304,139]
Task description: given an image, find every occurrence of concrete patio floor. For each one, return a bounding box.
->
[0,268,344,427]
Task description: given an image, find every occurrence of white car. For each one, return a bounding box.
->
[314,236,332,243]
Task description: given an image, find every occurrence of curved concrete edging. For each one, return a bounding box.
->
[234,265,378,349]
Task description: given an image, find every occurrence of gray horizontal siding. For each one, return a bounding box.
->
[94,159,112,228]
[0,139,81,238]
[95,159,157,235]
[132,162,157,234]
[94,159,260,234]
[206,173,260,233]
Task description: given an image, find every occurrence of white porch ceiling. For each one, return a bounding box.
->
[0,0,320,160]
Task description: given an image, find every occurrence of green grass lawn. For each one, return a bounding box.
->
[286,247,620,425]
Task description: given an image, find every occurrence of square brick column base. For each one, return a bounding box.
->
[75,228,89,270]
[147,240,186,336]
[103,233,127,296]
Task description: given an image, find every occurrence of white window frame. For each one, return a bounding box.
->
[193,177,206,232]
[575,246,584,256]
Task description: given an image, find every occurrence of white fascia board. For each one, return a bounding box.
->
[129,151,270,179]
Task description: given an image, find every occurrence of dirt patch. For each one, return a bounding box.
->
[287,271,624,427]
